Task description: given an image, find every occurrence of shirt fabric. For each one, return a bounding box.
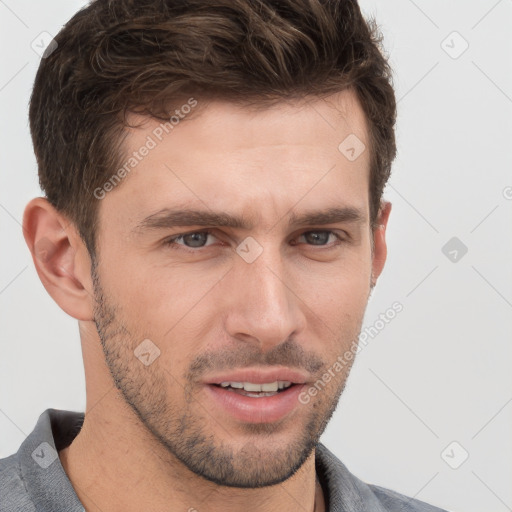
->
[0,408,450,511]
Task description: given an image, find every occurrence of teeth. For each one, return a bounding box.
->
[244,382,265,392]
[218,381,293,392]
[261,382,278,392]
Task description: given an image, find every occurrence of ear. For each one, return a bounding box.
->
[370,201,392,288]
[22,197,95,321]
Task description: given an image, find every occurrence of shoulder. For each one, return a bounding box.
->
[315,443,451,512]
[368,483,450,512]
[0,453,37,512]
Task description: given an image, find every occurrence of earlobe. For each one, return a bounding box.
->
[22,197,95,321]
[370,201,392,288]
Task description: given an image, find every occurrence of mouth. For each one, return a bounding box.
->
[203,369,308,423]
[211,380,296,398]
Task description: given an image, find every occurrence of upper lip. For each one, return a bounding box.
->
[204,367,309,385]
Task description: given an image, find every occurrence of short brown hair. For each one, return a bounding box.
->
[29,0,396,260]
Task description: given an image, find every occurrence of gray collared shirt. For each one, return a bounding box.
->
[0,408,450,511]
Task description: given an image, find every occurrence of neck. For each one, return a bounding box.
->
[58,391,325,512]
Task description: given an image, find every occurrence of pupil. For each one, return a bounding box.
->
[184,232,207,247]
[306,231,329,245]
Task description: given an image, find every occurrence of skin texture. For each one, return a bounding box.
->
[23,89,391,512]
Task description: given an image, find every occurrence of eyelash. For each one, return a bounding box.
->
[163,229,346,253]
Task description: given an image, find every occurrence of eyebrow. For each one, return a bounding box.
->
[133,206,367,234]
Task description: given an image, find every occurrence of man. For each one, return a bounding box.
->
[0,0,449,510]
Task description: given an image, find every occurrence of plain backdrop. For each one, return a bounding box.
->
[1,2,511,511]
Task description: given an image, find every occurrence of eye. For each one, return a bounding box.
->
[163,229,218,250]
[295,230,343,246]
[163,229,345,252]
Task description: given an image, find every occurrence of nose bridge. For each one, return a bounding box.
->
[225,236,303,347]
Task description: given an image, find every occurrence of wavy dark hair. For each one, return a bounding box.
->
[29,0,397,260]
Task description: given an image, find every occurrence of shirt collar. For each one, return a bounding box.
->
[18,408,85,511]
[315,442,388,512]
[18,408,387,512]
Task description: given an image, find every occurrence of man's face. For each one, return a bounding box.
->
[91,91,382,487]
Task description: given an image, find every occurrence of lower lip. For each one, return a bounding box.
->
[205,384,306,424]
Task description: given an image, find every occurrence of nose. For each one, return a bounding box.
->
[223,241,306,351]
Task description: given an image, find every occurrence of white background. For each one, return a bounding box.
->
[1,1,511,511]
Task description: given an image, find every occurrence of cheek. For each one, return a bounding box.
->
[300,256,371,313]
[297,261,371,354]
[108,261,222,342]
[101,232,372,342]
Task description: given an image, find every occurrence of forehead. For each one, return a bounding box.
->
[123,89,369,160]
[98,90,371,234]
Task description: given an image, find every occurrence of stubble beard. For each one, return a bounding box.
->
[90,262,358,488]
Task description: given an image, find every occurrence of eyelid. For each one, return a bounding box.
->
[297,230,346,242]
[164,228,219,248]
[163,228,348,251]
